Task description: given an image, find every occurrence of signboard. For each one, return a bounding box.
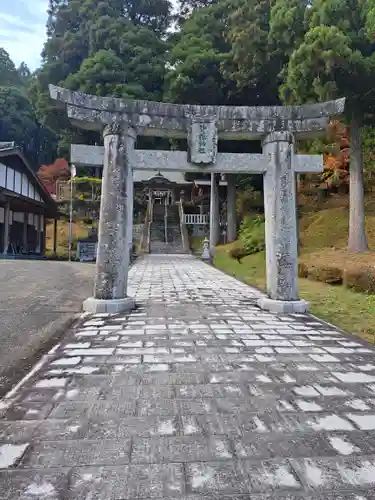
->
[188,118,218,165]
[76,240,97,262]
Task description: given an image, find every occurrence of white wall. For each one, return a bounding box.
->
[0,162,43,203]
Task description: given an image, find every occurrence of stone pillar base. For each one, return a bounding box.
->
[202,250,210,260]
[83,296,135,314]
[258,297,309,314]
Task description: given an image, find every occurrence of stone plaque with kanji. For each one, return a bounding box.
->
[188,118,218,165]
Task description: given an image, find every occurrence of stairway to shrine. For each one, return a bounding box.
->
[149,204,187,254]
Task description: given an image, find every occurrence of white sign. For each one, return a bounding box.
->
[76,241,97,262]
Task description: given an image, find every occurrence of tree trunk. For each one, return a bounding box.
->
[348,115,368,253]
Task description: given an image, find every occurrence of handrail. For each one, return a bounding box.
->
[183,214,209,225]
[178,202,190,253]
[147,198,153,253]
[164,200,168,244]
[139,197,153,253]
[182,213,227,226]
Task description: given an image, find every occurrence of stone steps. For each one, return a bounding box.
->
[150,205,188,254]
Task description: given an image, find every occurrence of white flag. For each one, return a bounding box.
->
[71,164,76,178]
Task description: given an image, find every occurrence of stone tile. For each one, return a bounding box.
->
[140,372,206,385]
[0,443,30,469]
[0,402,54,421]
[0,469,70,500]
[4,255,375,500]
[290,456,375,489]
[176,384,245,399]
[32,420,87,441]
[138,398,210,417]
[186,461,248,493]
[0,421,39,443]
[242,459,302,492]
[132,435,232,463]
[89,400,137,419]
[272,413,355,433]
[49,402,92,420]
[234,432,336,459]
[346,413,375,430]
[68,464,184,499]
[22,439,131,468]
[138,386,175,399]
[85,416,179,439]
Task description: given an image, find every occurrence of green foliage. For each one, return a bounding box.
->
[0,48,52,165]
[282,0,375,116]
[0,86,57,167]
[17,63,32,87]
[236,188,263,218]
[72,176,102,185]
[238,215,265,254]
[282,0,375,252]
[71,176,101,202]
[224,0,308,105]
[362,126,375,172]
[0,48,20,87]
[282,26,359,105]
[31,0,172,156]
[177,0,218,21]
[166,1,233,105]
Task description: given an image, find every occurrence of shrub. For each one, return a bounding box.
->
[343,267,375,294]
[239,215,265,254]
[230,246,251,262]
[308,266,343,284]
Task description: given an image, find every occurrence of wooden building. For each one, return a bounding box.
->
[0,142,59,257]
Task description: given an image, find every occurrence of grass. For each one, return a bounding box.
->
[300,207,375,252]
[45,219,90,258]
[214,247,375,343]
[214,198,375,343]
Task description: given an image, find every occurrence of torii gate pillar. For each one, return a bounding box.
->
[83,124,136,314]
[260,132,304,312]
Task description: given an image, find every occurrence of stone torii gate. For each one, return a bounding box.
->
[49,85,345,314]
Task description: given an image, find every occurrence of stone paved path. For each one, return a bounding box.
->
[1,255,375,499]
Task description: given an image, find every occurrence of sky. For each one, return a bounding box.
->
[0,0,49,69]
[0,0,179,71]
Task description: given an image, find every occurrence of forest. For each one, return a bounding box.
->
[1,0,375,255]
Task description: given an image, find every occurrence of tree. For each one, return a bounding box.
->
[0,48,21,87]
[38,158,70,195]
[282,1,375,252]
[121,0,173,34]
[31,0,172,156]
[166,1,241,105]
[224,0,308,105]
[17,63,32,86]
[64,49,144,98]
[176,0,219,24]
[0,86,57,168]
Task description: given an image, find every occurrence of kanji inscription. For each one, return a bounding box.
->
[189,119,217,165]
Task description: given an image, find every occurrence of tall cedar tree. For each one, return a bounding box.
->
[282,0,375,252]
